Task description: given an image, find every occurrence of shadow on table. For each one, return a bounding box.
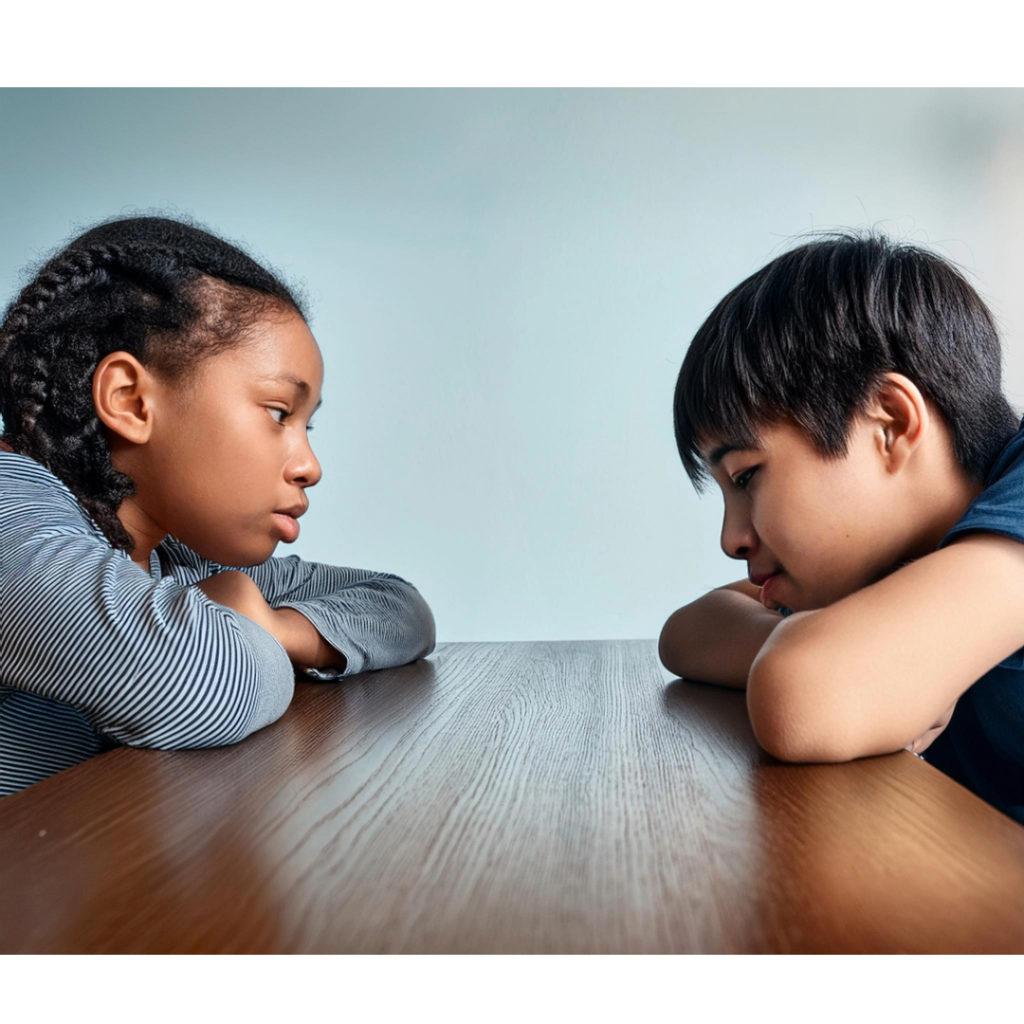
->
[660,675,763,757]
[62,657,445,951]
[659,674,1024,951]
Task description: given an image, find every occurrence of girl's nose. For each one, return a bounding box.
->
[292,444,322,488]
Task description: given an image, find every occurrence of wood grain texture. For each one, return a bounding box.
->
[2,639,1023,953]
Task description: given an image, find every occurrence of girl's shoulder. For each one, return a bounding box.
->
[156,534,221,582]
[0,450,100,537]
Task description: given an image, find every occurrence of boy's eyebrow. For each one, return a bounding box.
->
[704,442,751,467]
[257,373,323,411]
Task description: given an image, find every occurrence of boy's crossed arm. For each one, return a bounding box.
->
[659,578,781,690]
[748,530,1024,762]
[661,531,1024,763]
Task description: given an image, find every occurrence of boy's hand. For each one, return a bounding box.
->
[755,600,956,757]
[760,585,796,614]
[905,700,957,755]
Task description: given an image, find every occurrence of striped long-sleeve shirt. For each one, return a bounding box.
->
[0,450,436,796]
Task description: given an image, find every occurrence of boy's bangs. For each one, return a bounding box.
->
[674,330,774,493]
[673,231,1020,498]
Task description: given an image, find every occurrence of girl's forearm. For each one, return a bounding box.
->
[658,588,784,689]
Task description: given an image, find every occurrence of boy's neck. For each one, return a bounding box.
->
[903,470,986,563]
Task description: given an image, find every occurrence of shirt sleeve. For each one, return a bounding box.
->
[935,430,1024,671]
[938,433,1024,549]
[229,553,436,679]
[0,499,295,751]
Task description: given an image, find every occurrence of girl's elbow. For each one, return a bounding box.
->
[415,599,437,659]
[402,585,437,660]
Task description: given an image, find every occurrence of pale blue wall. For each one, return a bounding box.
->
[3,89,1024,640]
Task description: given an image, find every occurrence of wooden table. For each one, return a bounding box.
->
[2,639,1023,953]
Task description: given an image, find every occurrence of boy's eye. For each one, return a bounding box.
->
[732,467,759,490]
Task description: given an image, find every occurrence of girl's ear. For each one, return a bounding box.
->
[92,351,157,444]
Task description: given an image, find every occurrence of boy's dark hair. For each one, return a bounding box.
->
[674,232,1019,492]
[0,215,306,554]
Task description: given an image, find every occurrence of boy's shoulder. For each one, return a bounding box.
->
[939,415,1024,552]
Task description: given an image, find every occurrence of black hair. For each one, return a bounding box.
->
[674,231,1019,492]
[0,215,306,554]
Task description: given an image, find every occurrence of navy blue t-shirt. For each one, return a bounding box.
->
[924,416,1024,825]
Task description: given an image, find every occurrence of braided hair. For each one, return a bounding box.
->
[0,215,306,554]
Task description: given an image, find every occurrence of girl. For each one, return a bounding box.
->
[0,215,435,796]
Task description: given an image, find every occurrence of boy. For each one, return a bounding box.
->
[659,233,1024,825]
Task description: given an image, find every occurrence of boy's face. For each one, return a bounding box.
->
[700,417,925,611]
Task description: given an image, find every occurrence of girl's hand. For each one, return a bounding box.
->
[195,571,283,643]
[195,571,344,671]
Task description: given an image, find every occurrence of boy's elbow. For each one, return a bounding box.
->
[657,608,685,675]
[747,647,863,763]
[657,624,671,673]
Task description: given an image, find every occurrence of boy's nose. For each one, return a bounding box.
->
[721,513,757,560]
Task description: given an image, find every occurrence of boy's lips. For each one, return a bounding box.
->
[760,572,785,607]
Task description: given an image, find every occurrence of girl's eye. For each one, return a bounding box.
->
[268,407,316,432]
[732,467,759,490]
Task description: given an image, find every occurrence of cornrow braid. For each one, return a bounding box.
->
[0,216,306,554]
[2,242,168,335]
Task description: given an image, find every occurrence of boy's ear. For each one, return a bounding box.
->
[92,351,157,445]
[866,372,929,473]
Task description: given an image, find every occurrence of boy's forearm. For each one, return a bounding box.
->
[659,588,784,689]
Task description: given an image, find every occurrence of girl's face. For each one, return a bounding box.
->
[108,309,325,567]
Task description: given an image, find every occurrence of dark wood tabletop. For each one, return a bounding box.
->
[2,639,1024,953]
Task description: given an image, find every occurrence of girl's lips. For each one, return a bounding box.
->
[271,512,300,542]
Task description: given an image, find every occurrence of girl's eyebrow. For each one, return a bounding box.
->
[257,372,323,411]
